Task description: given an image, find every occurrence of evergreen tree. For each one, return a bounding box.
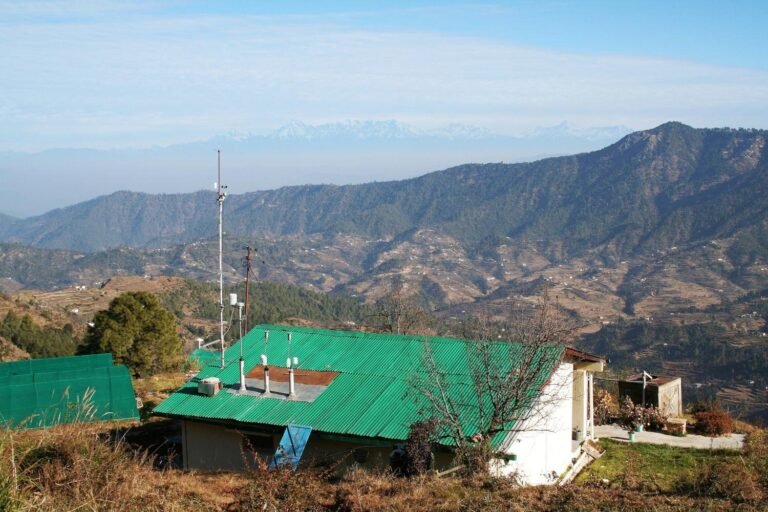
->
[81,291,182,376]
[0,311,77,359]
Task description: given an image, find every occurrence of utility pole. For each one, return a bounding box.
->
[238,300,245,392]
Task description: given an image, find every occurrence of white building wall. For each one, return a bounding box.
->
[495,362,574,485]
[572,369,587,440]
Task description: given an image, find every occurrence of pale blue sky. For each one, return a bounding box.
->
[1,0,767,151]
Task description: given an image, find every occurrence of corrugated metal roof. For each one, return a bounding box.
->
[189,348,219,365]
[155,325,565,445]
[0,355,139,428]
[0,353,113,377]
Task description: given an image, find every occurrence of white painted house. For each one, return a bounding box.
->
[497,349,605,484]
[156,325,605,484]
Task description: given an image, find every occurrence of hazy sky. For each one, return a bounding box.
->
[1,0,767,151]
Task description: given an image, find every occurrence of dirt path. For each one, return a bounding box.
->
[595,424,744,450]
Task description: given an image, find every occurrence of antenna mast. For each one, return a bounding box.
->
[217,150,226,368]
[243,246,253,333]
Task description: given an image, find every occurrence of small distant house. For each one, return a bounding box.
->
[618,373,682,417]
[156,325,605,485]
[0,354,140,429]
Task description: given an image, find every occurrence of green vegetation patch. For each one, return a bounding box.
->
[577,439,740,492]
[161,278,374,329]
[0,310,78,359]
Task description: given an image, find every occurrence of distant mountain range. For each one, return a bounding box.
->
[0,120,631,218]
[225,120,629,143]
[2,122,766,262]
[0,213,17,231]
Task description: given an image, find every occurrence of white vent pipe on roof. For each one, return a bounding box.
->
[261,354,270,394]
[287,356,298,398]
[239,357,246,392]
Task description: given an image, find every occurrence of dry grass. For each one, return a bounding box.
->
[331,471,744,512]
[133,372,189,421]
[133,372,188,396]
[0,423,208,511]
[1,423,766,511]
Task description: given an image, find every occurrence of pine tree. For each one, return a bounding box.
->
[81,291,181,376]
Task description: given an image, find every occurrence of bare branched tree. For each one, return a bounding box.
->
[413,289,578,468]
[371,282,434,335]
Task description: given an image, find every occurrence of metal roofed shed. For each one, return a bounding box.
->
[155,324,606,485]
[618,373,683,418]
[0,354,140,429]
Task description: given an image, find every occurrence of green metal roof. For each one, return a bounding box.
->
[0,354,139,429]
[155,325,565,445]
[189,348,219,365]
[0,353,113,377]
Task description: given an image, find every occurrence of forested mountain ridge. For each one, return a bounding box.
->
[2,122,766,260]
[0,213,17,233]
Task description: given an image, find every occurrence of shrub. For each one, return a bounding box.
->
[643,405,667,432]
[237,462,326,511]
[594,389,616,425]
[402,420,438,477]
[744,429,768,490]
[695,410,734,436]
[619,396,644,430]
[690,399,718,414]
[455,440,495,476]
[680,461,763,504]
